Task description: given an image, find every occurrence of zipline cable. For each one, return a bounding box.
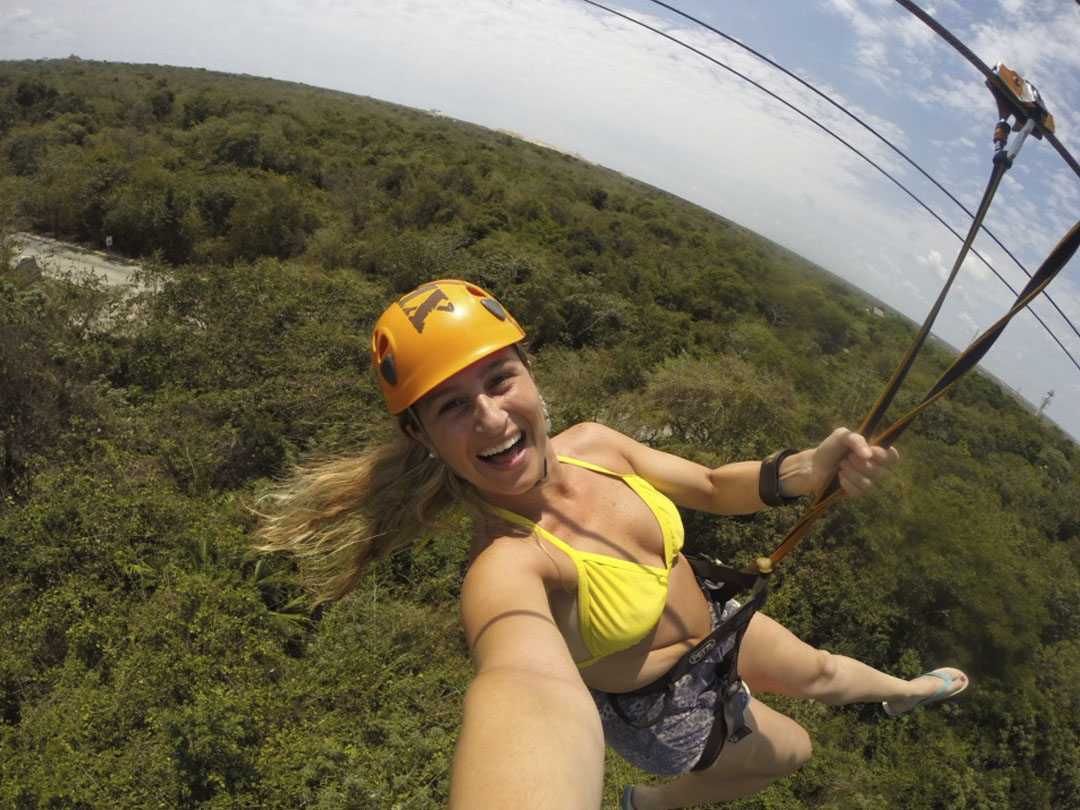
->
[579,0,1079,567]
[643,0,1080,349]
[580,0,1080,372]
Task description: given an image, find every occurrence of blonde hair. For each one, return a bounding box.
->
[254,419,493,606]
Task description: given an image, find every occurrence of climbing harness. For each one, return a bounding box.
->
[605,555,769,770]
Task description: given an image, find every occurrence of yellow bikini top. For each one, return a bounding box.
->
[482,456,684,668]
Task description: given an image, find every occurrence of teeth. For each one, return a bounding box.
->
[478,432,521,458]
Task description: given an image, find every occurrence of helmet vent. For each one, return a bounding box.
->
[380,354,398,386]
[481,298,508,321]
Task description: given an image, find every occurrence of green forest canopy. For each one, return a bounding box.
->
[2,58,1079,809]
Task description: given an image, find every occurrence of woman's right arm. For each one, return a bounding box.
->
[449,541,605,810]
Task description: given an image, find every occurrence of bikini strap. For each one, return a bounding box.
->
[480,502,578,557]
[481,502,534,531]
[556,455,626,478]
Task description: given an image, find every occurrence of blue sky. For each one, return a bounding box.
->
[3,0,1079,441]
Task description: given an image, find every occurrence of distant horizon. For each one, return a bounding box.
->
[3,44,1077,446]
[3,1,1078,442]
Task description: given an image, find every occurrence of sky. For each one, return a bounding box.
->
[3,0,1080,442]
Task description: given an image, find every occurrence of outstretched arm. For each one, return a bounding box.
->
[575,423,898,515]
[450,541,604,810]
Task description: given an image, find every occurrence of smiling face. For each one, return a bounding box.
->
[409,347,550,499]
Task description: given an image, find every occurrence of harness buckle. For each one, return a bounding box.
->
[722,679,752,744]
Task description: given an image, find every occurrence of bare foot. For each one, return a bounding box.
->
[883,668,968,716]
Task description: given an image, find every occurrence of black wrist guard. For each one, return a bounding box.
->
[759,449,801,507]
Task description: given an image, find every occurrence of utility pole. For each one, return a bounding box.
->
[1037,390,1054,417]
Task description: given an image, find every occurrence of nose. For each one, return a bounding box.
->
[472,393,506,430]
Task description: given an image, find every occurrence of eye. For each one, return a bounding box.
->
[489,370,516,390]
[486,377,508,396]
[437,397,465,416]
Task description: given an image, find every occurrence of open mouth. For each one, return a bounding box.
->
[477,431,525,464]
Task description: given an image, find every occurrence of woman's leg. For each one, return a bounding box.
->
[737,612,966,710]
[629,613,967,809]
[630,612,967,809]
[629,697,811,810]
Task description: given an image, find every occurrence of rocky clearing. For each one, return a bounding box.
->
[9,232,144,289]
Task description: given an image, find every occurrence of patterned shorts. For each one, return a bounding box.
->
[589,597,747,776]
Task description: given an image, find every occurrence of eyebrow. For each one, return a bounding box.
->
[426,355,516,407]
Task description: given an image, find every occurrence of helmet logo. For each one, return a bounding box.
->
[399,285,455,333]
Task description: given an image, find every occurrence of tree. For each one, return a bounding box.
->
[103,162,199,263]
[12,79,59,122]
[6,132,48,176]
[224,178,319,261]
[25,144,92,238]
[148,87,175,121]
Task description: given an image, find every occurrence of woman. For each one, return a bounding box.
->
[257,279,968,810]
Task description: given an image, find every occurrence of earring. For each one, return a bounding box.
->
[428,451,437,459]
[540,396,552,434]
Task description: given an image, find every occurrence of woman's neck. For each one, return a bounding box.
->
[477,443,569,517]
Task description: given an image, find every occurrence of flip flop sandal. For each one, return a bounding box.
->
[883,668,968,716]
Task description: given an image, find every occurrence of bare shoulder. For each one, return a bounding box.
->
[551,421,639,473]
[465,528,551,583]
[462,528,562,626]
[461,532,574,674]
[556,421,715,509]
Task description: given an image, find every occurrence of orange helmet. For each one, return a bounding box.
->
[371,279,526,414]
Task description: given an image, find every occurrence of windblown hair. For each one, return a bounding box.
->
[254,420,493,606]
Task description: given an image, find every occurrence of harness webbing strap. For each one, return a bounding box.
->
[688,588,762,770]
[768,153,1013,566]
[769,214,1080,566]
[873,216,1080,449]
[606,556,769,768]
[853,156,1010,445]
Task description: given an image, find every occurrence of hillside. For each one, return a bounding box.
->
[2,58,1080,810]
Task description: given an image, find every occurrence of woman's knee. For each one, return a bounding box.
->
[745,708,812,778]
[813,648,838,687]
[783,723,813,773]
[781,647,840,702]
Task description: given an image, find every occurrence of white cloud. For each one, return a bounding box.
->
[0,3,72,47]
[919,248,949,280]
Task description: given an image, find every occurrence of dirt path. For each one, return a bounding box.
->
[10,232,144,288]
